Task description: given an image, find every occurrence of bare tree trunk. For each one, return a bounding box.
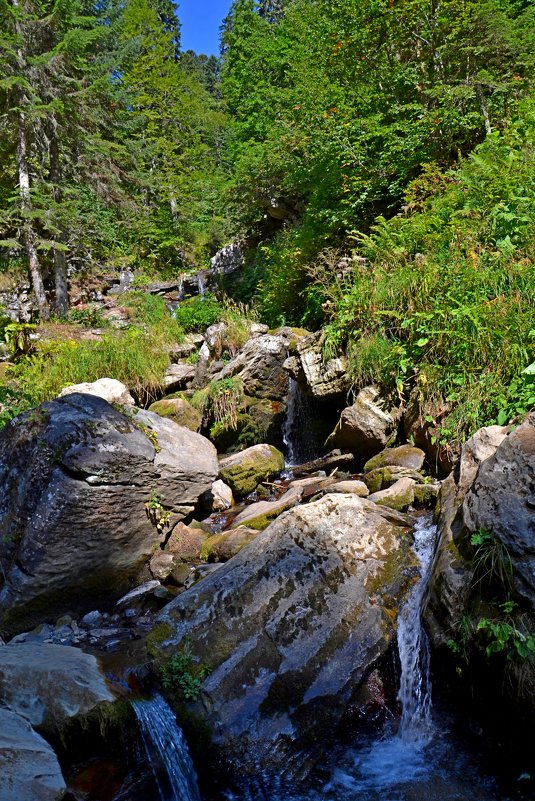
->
[49,125,69,317]
[476,85,492,135]
[17,110,50,320]
[12,0,50,320]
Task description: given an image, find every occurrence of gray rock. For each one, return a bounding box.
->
[327,479,370,497]
[213,334,289,400]
[162,362,196,391]
[231,486,303,529]
[455,415,535,602]
[218,443,285,496]
[0,394,218,635]
[327,387,400,457]
[204,479,234,512]
[59,377,134,405]
[149,551,179,582]
[426,425,509,644]
[0,708,66,801]
[0,642,114,731]
[81,610,103,628]
[285,331,349,399]
[155,493,415,777]
[115,580,161,609]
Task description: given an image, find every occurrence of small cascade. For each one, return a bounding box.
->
[397,514,436,741]
[282,379,321,467]
[133,693,201,801]
[178,276,185,301]
[197,273,206,298]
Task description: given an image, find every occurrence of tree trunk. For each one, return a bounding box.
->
[49,125,69,317]
[16,110,50,320]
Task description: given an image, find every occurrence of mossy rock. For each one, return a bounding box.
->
[364,466,424,493]
[364,445,425,473]
[368,477,416,511]
[210,413,264,453]
[200,528,260,561]
[148,398,202,432]
[218,444,285,496]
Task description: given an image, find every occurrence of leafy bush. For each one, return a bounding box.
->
[68,304,107,328]
[191,376,245,429]
[160,646,211,700]
[173,295,223,332]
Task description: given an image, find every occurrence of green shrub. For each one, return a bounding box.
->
[160,646,211,700]
[68,304,107,328]
[173,295,223,332]
[191,376,244,429]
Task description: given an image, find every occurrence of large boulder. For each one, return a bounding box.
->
[327,387,400,458]
[154,494,416,777]
[0,642,114,732]
[364,444,425,473]
[0,708,66,801]
[426,425,509,644]
[218,443,285,496]
[0,394,218,635]
[284,331,349,399]
[59,377,134,405]
[212,334,289,400]
[454,414,535,603]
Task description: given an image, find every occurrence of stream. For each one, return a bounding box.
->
[125,517,505,801]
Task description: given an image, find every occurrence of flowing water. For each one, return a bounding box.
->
[133,693,201,801]
[197,273,206,298]
[283,378,325,466]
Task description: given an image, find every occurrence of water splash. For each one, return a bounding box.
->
[133,693,201,801]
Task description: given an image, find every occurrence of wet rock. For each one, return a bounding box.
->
[81,611,103,628]
[155,493,415,778]
[291,450,354,477]
[426,425,509,644]
[327,387,401,458]
[368,477,416,511]
[0,394,218,635]
[285,331,349,399]
[0,643,114,732]
[364,445,425,473]
[161,362,196,391]
[218,443,285,496]
[58,377,134,405]
[212,334,289,400]
[148,397,202,431]
[0,708,66,801]
[230,486,303,530]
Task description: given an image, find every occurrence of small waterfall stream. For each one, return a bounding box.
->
[282,378,323,466]
[133,693,201,801]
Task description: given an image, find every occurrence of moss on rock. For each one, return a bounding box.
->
[218,443,285,496]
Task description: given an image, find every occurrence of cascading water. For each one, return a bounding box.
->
[197,273,206,298]
[133,693,201,801]
[282,378,322,467]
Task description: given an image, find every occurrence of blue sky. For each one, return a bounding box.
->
[178,0,231,55]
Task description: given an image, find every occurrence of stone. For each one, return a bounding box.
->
[149,552,179,582]
[0,642,114,731]
[364,445,425,473]
[0,394,218,635]
[59,376,134,405]
[81,611,103,628]
[114,580,161,609]
[230,487,303,530]
[218,443,285,496]
[0,708,66,801]
[327,479,369,497]
[200,528,260,562]
[368,477,416,511]
[166,522,209,561]
[203,479,234,512]
[413,482,441,504]
[169,563,191,587]
[155,493,415,777]
[148,397,202,431]
[403,385,458,474]
[161,362,196,391]
[426,425,509,645]
[455,415,535,602]
[327,386,400,457]
[285,331,349,399]
[213,334,289,400]
[364,465,424,494]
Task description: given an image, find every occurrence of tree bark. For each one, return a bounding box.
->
[49,125,69,317]
[16,110,50,320]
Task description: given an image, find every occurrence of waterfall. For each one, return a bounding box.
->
[197,273,206,298]
[178,276,185,301]
[282,379,321,467]
[397,514,436,741]
[133,693,201,801]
